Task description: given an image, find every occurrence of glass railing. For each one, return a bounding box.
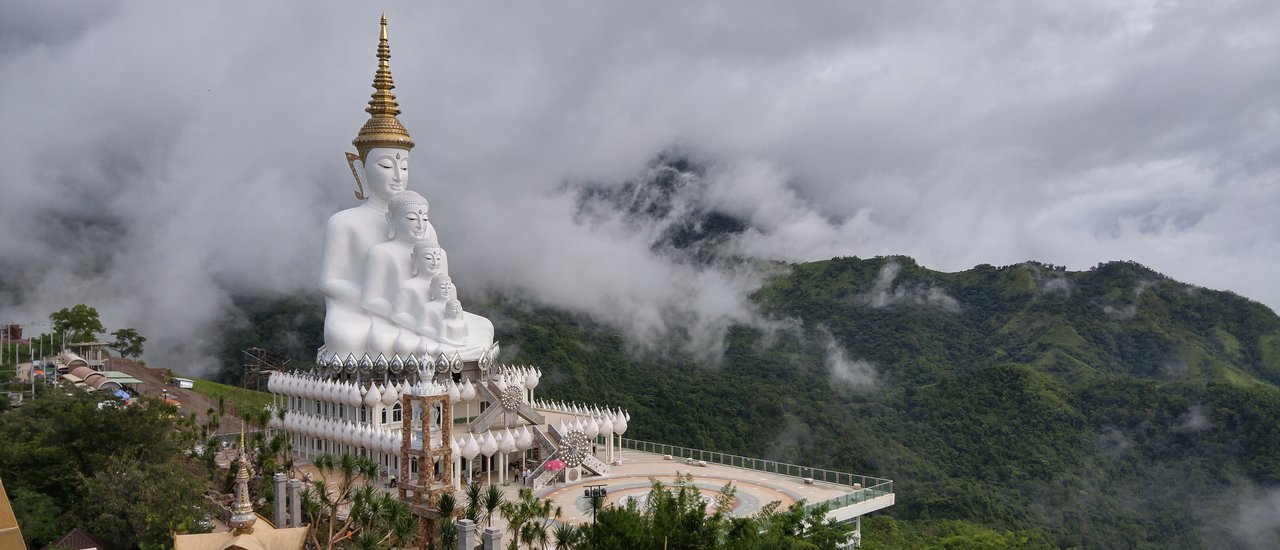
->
[617,437,893,515]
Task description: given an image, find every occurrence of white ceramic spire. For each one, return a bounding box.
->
[364,383,382,408]
[499,429,517,454]
[381,382,398,406]
[480,432,498,457]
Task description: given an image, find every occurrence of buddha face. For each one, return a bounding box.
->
[447,301,464,319]
[415,248,444,278]
[436,279,455,301]
[358,147,410,201]
[390,204,430,242]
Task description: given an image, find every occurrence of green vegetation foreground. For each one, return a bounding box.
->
[0,389,208,548]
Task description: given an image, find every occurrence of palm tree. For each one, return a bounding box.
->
[437,492,459,549]
[499,498,526,549]
[303,453,381,549]
[482,484,504,528]
[464,482,485,525]
[496,487,562,550]
[348,485,417,548]
[552,523,581,549]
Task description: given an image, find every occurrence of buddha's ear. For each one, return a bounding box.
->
[409,253,418,277]
[346,152,366,200]
[385,211,395,239]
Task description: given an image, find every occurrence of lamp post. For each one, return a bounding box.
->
[584,484,607,548]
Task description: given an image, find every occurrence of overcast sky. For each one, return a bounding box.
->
[1,1,1277,371]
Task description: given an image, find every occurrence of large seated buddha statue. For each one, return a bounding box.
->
[362,190,438,356]
[319,16,496,367]
[320,16,416,361]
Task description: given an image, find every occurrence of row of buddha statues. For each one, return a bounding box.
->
[319,16,495,367]
[321,164,496,363]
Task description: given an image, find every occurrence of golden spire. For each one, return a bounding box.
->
[228,423,256,534]
[352,14,414,160]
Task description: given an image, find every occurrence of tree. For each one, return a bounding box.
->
[79,455,209,549]
[499,487,561,549]
[8,488,63,546]
[0,391,205,549]
[436,492,459,549]
[301,453,415,549]
[482,484,504,529]
[108,328,146,360]
[49,304,104,344]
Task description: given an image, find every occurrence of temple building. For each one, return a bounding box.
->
[174,432,307,550]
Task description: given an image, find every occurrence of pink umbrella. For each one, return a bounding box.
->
[544,459,566,470]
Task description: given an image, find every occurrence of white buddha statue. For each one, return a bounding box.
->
[320,16,417,361]
[416,274,496,358]
[414,274,453,356]
[392,240,448,356]
[439,298,468,347]
[363,191,438,357]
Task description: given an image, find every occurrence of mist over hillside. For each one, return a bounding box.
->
[201,156,1280,549]
[213,249,1280,549]
[4,1,1280,378]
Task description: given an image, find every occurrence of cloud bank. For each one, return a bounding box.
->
[1,0,1278,373]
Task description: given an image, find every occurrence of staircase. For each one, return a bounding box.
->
[581,453,610,476]
[530,450,562,490]
[525,424,611,489]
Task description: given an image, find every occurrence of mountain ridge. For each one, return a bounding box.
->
[213,252,1280,547]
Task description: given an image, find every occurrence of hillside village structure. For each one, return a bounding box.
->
[265,16,895,548]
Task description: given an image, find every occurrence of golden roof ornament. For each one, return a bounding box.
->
[228,425,257,534]
[352,14,415,160]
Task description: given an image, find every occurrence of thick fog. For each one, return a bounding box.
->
[2,1,1278,375]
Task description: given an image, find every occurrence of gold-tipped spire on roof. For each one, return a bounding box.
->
[352,14,414,160]
[228,424,256,534]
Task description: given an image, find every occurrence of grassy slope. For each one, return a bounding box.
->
[188,377,272,413]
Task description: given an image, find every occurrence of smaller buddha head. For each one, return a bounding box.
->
[411,241,446,278]
[430,274,455,302]
[386,191,431,242]
[445,298,464,320]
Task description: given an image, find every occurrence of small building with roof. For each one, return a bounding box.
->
[44,528,113,550]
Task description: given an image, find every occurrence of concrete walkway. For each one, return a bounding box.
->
[288,446,864,535]
[534,448,857,525]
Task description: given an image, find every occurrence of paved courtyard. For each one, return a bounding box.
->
[533,448,857,525]
[289,446,864,533]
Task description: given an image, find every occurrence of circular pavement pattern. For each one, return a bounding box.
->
[541,474,803,525]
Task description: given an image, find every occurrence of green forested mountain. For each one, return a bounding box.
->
[216,256,1280,549]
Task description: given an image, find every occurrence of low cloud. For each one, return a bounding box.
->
[2,1,1279,374]
[1042,277,1073,296]
[1203,479,1280,550]
[860,262,962,314]
[1174,405,1210,432]
[822,330,877,389]
[1102,304,1138,320]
